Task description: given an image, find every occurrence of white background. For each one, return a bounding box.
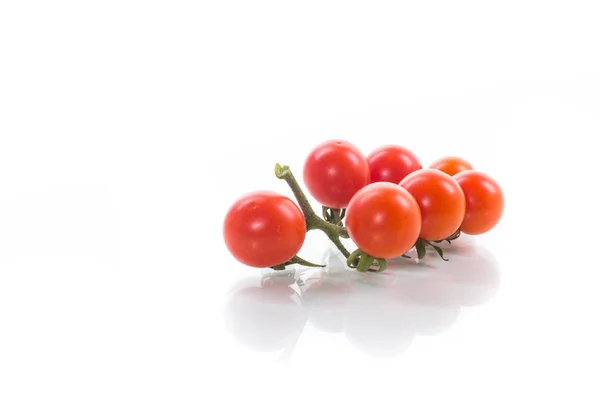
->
[1,1,599,399]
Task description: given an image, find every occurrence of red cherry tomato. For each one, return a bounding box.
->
[429,156,473,176]
[454,171,504,235]
[303,140,370,209]
[345,182,421,258]
[400,169,466,241]
[367,145,422,184]
[223,191,306,267]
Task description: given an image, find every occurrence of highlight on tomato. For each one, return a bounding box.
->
[429,156,473,176]
[400,169,466,241]
[303,140,370,209]
[454,170,504,235]
[367,145,422,184]
[223,191,306,268]
[345,182,421,259]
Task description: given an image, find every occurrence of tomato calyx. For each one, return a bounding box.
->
[414,238,448,261]
[432,229,461,245]
[347,249,387,273]
[275,163,351,260]
[405,230,461,262]
[322,206,346,226]
[271,255,326,271]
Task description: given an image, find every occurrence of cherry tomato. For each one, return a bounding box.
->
[223,191,306,267]
[429,156,473,176]
[367,145,422,184]
[303,140,370,209]
[400,169,466,241]
[345,182,421,258]
[454,171,504,235]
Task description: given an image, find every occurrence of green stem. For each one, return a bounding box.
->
[275,164,316,218]
[275,164,351,257]
[315,222,350,258]
[271,255,325,270]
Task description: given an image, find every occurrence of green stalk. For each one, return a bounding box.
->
[275,164,351,258]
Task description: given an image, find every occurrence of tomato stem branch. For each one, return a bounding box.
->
[313,219,351,258]
[274,164,316,218]
[275,163,351,258]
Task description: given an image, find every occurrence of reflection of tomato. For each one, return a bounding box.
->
[447,247,501,306]
[367,145,422,184]
[393,261,464,306]
[224,282,307,352]
[303,140,370,208]
[429,156,473,176]
[400,169,466,240]
[301,278,352,333]
[344,293,415,357]
[410,305,461,336]
[223,191,306,267]
[346,182,421,258]
[454,171,504,235]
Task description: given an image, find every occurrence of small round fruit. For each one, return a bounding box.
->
[454,171,504,235]
[223,191,306,267]
[303,140,370,209]
[429,156,473,176]
[367,145,422,184]
[345,182,421,258]
[400,169,466,241]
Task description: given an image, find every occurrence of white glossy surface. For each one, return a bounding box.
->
[226,240,500,359]
[2,1,600,399]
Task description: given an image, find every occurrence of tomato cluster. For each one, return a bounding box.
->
[223,140,504,272]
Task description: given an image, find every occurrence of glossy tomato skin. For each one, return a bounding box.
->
[367,145,422,184]
[429,156,473,176]
[223,191,306,267]
[303,140,370,209]
[345,182,421,258]
[400,169,466,241]
[454,171,504,235]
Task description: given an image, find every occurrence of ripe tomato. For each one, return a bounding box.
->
[454,171,504,235]
[429,156,473,176]
[303,140,370,209]
[345,182,421,258]
[223,191,306,267]
[400,169,466,241]
[367,145,422,184]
